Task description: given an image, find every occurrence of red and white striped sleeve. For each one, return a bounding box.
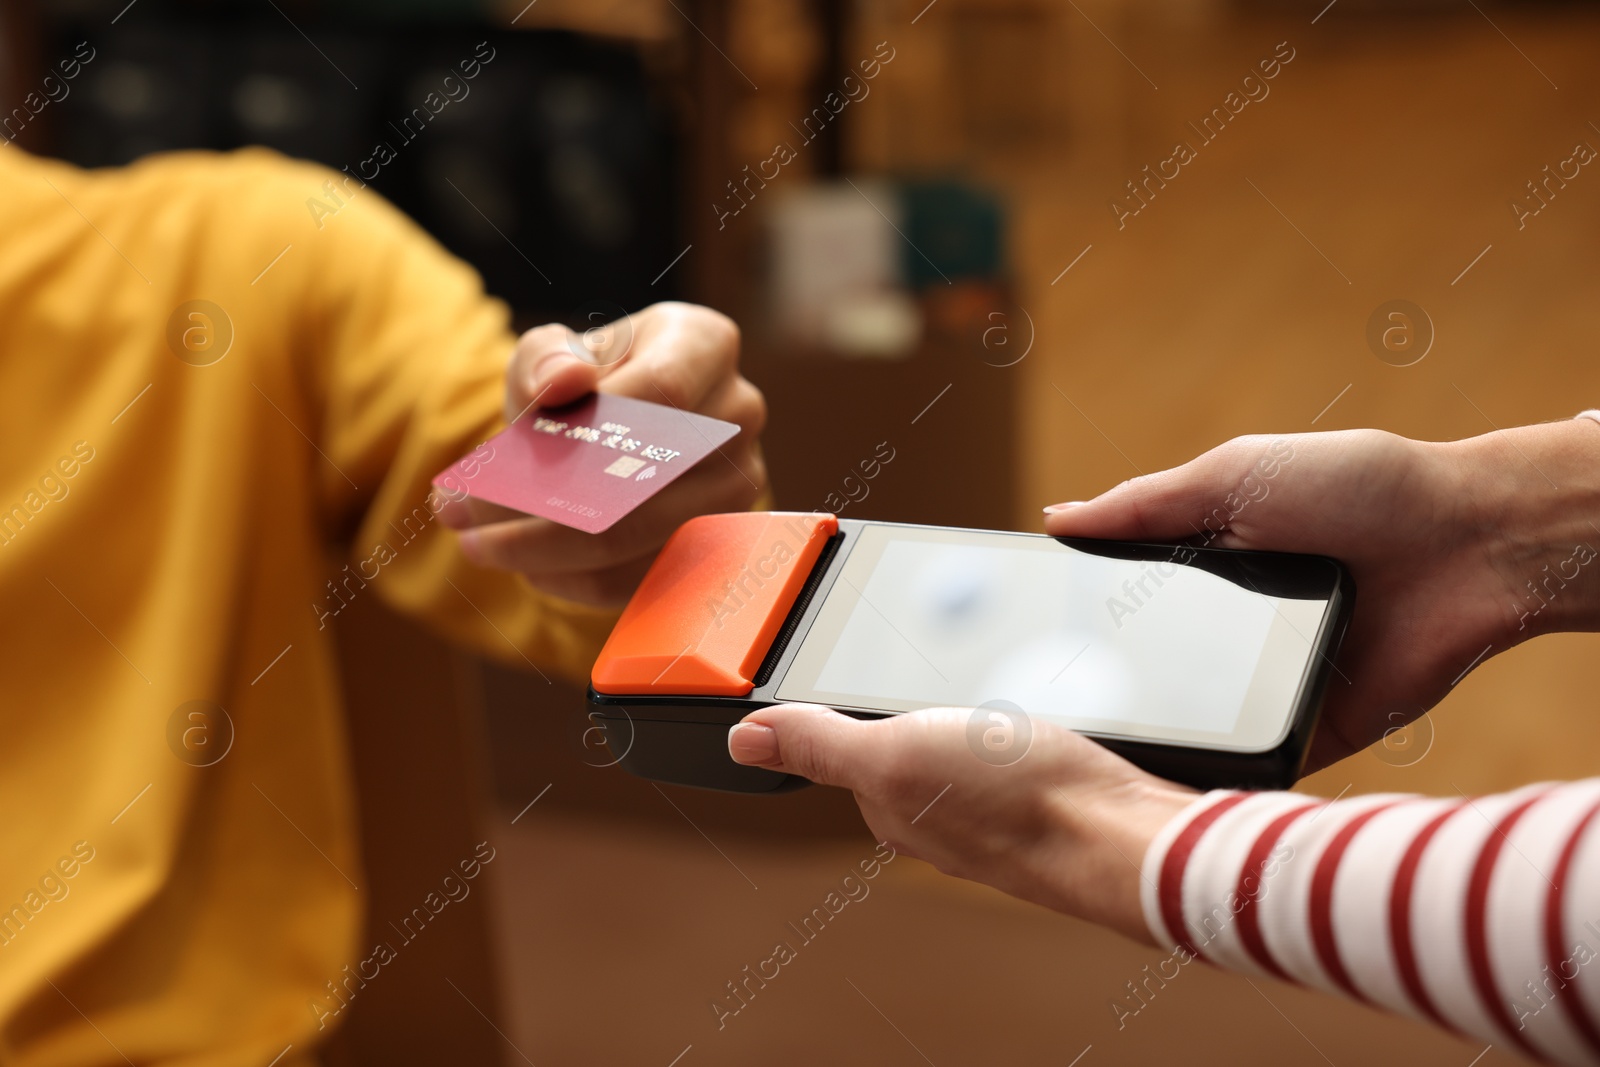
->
[1140,782,1600,1066]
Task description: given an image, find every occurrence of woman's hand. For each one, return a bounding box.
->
[729,704,1197,945]
[441,302,768,607]
[1043,424,1600,770]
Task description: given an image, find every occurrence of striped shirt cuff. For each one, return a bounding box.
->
[1141,783,1600,1066]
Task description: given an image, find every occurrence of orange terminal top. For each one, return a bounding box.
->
[590,512,838,696]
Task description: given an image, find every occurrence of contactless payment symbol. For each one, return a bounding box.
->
[635,465,658,482]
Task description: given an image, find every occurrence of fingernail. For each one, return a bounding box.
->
[728,722,780,766]
[531,351,581,393]
[1043,501,1086,513]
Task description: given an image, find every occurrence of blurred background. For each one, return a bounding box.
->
[6,0,1598,1062]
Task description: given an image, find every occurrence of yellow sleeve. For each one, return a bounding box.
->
[295,165,619,682]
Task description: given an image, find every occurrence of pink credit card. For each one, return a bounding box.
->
[432,393,741,534]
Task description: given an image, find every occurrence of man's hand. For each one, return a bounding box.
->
[441,302,767,606]
[728,704,1196,945]
[1043,424,1600,771]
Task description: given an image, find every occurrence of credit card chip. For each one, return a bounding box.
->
[604,456,648,479]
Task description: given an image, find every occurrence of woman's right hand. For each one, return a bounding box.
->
[1043,422,1600,772]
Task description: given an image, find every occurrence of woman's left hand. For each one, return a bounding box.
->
[728,704,1198,944]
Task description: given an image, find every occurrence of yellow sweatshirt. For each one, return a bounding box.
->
[0,145,618,1065]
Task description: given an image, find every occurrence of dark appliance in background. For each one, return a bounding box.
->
[36,4,681,323]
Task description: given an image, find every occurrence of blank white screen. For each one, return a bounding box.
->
[785,534,1312,738]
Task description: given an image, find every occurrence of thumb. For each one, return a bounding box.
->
[1043,437,1265,542]
[507,348,605,421]
[728,704,876,789]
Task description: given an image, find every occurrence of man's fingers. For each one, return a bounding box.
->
[520,553,659,608]
[509,350,605,418]
[504,307,755,433]
[437,494,528,530]
[504,324,610,422]
[597,304,740,414]
[455,452,763,575]
[1042,436,1272,541]
[728,704,877,788]
[476,303,764,608]
[530,353,606,411]
[695,374,767,445]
